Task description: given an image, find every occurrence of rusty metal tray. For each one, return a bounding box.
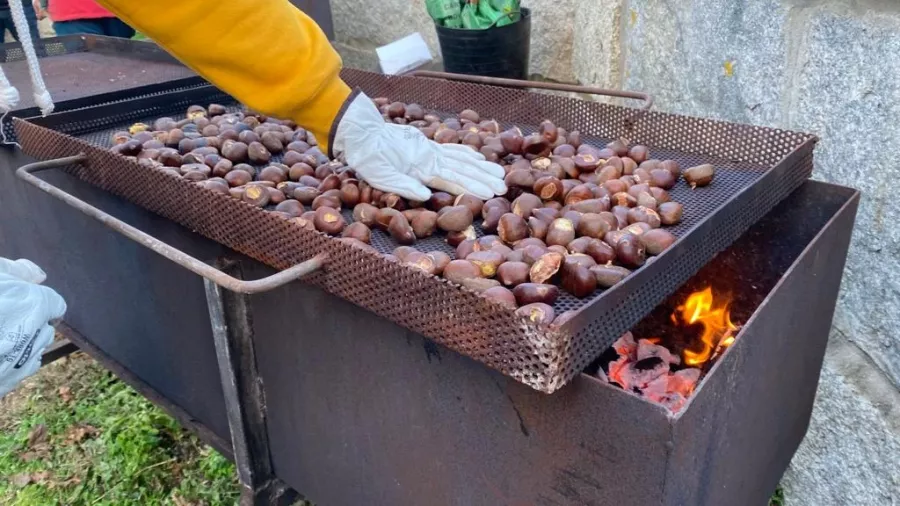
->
[1,35,204,142]
[13,68,817,393]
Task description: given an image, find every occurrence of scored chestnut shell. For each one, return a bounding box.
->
[534,176,565,202]
[545,218,576,247]
[511,193,542,218]
[313,206,346,234]
[498,213,528,244]
[466,250,505,278]
[530,251,565,284]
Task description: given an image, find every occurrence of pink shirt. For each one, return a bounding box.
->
[49,0,115,22]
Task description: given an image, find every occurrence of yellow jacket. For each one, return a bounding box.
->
[95,0,351,153]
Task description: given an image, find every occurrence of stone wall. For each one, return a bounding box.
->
[331,0,900,503]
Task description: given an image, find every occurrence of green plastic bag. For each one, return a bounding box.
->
[425,0,461,23]
[461,0,491,29]
[491,0,520,26]
[477,0,504,27]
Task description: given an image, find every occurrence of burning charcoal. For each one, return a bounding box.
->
[612,332,638,360]
[658,392,688,412]
[642,375,670,401]
[630,357,670,389]
[637,339,681,366]
[607,356,631,390]
[667,368,701,397]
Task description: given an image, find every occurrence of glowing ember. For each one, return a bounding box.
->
[674,286,739,367]
[597,286,741,413]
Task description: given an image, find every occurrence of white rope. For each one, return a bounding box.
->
[7,0,53,116]
[0,62,22,146]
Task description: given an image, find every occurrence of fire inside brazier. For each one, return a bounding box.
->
[593,285,740,413]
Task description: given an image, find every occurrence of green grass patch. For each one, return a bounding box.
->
[0,353,239,505]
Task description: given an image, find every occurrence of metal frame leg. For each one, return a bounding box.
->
[204,260,302,506]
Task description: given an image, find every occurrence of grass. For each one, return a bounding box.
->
[770,485,785,506]
[0,352,240,506]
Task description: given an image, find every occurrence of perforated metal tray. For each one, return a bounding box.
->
[14,69,816,393]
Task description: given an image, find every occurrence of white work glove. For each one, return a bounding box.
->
[332,92,507,201]
[0,258,66,398]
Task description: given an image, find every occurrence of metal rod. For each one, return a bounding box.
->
[40,338,78,365]
[205,265,301,506]
[16,154,327,294]
[406,70,654,123]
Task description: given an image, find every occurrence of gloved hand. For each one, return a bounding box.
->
[0,258,66,398]
[332,92,507,201]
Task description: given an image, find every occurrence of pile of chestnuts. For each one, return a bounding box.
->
[108,101,716,327]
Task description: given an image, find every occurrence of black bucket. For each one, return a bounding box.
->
[435,8,531,80]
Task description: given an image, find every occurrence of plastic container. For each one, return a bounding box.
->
[435,8,531,79]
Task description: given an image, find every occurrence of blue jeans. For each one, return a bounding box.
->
[53,17,134,38]
[0,4,40,42]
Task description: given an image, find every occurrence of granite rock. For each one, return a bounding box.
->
[622,0,788,127]
[782,331,900,505]
[572,0,624,96]
[521,0,576,81]
[791,7,900,387]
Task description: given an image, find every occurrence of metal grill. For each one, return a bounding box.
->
[14,69,816,393]
[0,35,203,142]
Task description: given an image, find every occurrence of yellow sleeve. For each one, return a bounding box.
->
[95,0,351,152]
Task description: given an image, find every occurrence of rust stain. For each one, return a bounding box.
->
[630,9,638,26]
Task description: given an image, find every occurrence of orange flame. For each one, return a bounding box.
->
[675,287,738,367]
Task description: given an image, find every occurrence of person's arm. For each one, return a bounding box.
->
[95,0,350,153]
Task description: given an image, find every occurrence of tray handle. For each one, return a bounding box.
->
[405,70,654,128]
[16,154,326,294]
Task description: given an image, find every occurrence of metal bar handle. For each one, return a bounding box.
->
[406,70,654,125]
[16,154,326,294]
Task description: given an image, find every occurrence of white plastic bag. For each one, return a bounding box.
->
[0,258,66,397]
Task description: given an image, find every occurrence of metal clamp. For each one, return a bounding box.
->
[406,70,654,126]
[16,154,326,294]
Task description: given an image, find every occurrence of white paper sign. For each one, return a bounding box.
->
[376,33,433,75]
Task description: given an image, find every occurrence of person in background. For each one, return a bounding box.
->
[41,0,133,38]
[0,0,40,42]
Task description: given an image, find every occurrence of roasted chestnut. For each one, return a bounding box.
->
[447,226,477,247]
[466,250,505,277]
[443,260,483,285]
[516,303,556,326]
[496,262,530,287]
[436,205,474,232]
[275,199,305,218]
[429,192,455,211]
[561,262,597,298]
[242,185,270,207]
[482,286,517,309]
[649,169,676,189]
[411,210,438,238]
[683,164,715,188]
[404,251,439,275]
[545,218,576,247]
[314,206,346,234]
[640,229,676,255]
[658,201,683,225]
[577,213,611,239]
[513,283,559,306]
[627,206,662,228]
[496,213,527,244]
[615,233,646,267]
[591,265,632,288]
[342,222,372,243]
[375,208,403,231]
